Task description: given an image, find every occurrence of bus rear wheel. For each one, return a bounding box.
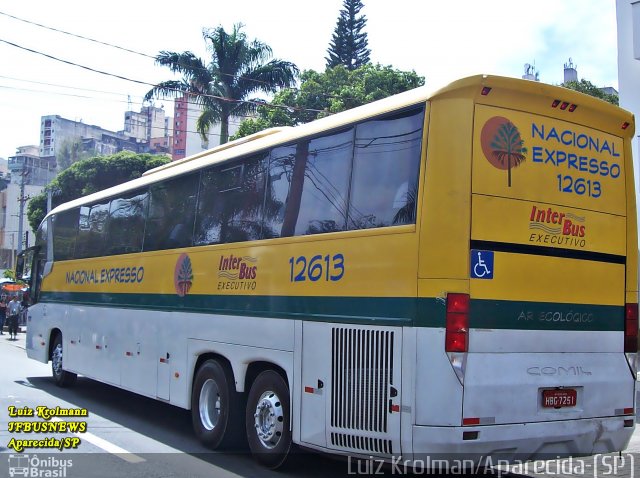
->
[191,359,244,449]
[51,334,77,388]
[245,370,291,469]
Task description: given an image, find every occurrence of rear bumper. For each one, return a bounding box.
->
[412,416,634,463]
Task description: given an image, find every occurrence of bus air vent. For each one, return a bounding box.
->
[329,327,395,455]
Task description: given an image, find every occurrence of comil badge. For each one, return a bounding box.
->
[480,116,528,187]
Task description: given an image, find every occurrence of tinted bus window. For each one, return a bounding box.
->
[144,173,199,251]
[52,208,79,261]
[349,107,424,229]
[75,201,110,258]
[269,129,353,237]
[105,189,149,255]
[195,152,268,245]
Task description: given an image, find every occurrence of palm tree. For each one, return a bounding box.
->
[145,24,299,144]
[490,121,527,187]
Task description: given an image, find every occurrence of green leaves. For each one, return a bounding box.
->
[561,79,619,105]
[231,64,425,140]
[146,24,299,144]
[326,0,370,70]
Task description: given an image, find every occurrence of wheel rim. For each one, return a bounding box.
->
[199,378,221,431]
[253,390,284,450]
[52,343,63,377]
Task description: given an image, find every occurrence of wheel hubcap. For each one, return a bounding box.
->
[52,343,63,377]
[253,390,284,449]
[199,379,221,431]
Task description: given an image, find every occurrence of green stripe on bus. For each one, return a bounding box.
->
[470,299,623,332]
[38,292,622,331]
[39,291,422,327]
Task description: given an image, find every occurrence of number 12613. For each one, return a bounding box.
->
[289,254,345,282]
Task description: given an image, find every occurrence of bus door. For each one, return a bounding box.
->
[300,321,403,457]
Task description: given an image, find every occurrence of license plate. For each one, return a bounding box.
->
[542,388,577,408]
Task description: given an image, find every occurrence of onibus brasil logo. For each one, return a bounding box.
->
[481,116,528,187]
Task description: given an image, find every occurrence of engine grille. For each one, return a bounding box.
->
[330,327,395,454]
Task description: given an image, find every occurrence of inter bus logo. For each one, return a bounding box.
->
[528,205,587,248]
[174,253,194,297]
[481,116,528,187]
[218,254,258,280]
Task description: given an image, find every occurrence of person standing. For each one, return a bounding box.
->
[7,296,21,340]
[0,296,6,335]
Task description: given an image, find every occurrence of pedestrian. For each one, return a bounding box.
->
[7,296,21,340]
[20,293,29,326]
[0,296,6,335]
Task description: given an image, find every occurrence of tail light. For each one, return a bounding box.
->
[625,303,638,353]
[446,293,469,352]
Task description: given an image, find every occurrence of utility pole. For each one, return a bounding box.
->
[17,167,29,254]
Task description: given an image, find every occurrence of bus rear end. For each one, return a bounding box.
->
[416,76,637,462]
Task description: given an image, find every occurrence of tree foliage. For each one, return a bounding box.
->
[27,152,169,231]
[326,0,370,70]
[232,64,425,139]
[145,24,299,144]
[561,79,619,105]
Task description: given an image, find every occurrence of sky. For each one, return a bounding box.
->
[0,0,621,160]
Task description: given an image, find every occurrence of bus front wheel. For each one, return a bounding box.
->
[245,370,292,469]
[51,334,77,387]
[191,359,244,449]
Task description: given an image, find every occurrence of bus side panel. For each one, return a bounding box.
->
[414,327,463,426]
[418,97,473,282]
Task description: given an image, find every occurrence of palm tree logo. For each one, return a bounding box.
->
[174,253,194,297]
[480,116,528,187]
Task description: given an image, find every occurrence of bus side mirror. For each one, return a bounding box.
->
[15,252,25,280]
[15,246,39,282]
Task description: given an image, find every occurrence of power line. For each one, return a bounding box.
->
[0,10,288,91]
[0,74,131,96]
[0,9,359,104]
[0,10,155,59]
[0,37,328,116]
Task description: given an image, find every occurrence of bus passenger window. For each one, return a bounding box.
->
[105,190,149,255]
[144,173,199,251]
[348,107,424,229]
[268,129,353,237]
[194,153,268,246]
[75,202,110,258]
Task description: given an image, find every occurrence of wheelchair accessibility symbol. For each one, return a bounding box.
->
[471,250,494,279]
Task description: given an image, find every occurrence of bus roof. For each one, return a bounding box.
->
[47,74,635,217]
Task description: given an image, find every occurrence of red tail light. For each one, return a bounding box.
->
[625,303,638,353]
[446,293,469,352]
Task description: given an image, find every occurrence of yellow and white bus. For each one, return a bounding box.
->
[19,75,638,468]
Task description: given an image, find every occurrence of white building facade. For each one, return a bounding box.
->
[617,0,640,195]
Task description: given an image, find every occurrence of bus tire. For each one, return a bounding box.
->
[245,370,291,469]
[51,334,77,388]
[191,359,244,449]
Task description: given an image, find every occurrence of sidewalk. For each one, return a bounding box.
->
[0,322,26,340]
